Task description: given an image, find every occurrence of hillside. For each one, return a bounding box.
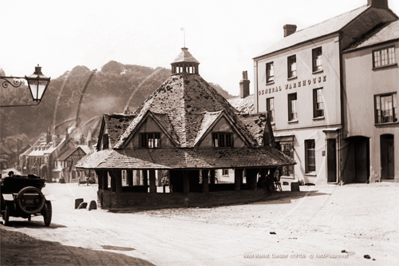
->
[0,62,234,150]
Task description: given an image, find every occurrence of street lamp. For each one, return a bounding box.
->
[1,65,51,106]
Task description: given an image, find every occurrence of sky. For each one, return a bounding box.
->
[1,0,399,96]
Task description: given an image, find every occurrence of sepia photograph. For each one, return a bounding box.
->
[1,0,398,265]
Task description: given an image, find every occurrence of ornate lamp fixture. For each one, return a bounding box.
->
[1,65,51,106]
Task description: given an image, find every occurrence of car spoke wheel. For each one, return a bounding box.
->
[42,201,52,227]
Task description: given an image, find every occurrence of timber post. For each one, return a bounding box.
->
[201,169,209,193]
[234,169,243,191]
[149,169,156,193]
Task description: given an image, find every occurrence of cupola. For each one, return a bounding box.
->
[171,47,200,75]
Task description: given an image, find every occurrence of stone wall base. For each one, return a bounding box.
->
[98,189,270,210]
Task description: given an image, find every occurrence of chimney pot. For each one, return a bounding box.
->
[367,0,388,8]
[240,71,250,99]
[283,24,297,37]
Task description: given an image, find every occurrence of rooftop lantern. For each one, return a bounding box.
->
[171,47,200,75]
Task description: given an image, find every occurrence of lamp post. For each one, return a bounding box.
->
[1,65,51,107]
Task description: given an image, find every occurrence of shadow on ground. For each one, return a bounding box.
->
[1,220,66,229]
[0,228,154,266]
[252,190,330,205]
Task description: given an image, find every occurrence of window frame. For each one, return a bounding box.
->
[288,93,298,122]
[287,55,297,79]
[222,169,229,176]
[305,139,316,174]
[266,97,275,123]
[266,62,274,84]
[212,132,234,148]
[374,92,397,124]
[140,132,161,149]
[312,47,323,72]
[313,88,324,119]
[373,46,396,69]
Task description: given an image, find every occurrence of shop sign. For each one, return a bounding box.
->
[259,75,327,96]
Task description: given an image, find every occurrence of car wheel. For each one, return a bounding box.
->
[3,204,11,226]
[42,201,52,227]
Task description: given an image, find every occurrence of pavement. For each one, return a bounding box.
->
[1,182,398,265]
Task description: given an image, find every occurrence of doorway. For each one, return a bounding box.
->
[381,134,394,180]
[327,139,337,182]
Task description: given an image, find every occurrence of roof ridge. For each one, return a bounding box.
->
[295,5,369,34]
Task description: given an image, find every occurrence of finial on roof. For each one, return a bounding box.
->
[181,28,185,48]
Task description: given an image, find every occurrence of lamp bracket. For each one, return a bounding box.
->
[0,76,25,89]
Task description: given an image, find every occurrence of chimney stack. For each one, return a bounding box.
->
[283,24,297,37]
[239,71,250,99]
[46,127,52,144]
[367,0,388,8]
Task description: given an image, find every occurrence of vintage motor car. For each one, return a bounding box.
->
[0,174,52,226]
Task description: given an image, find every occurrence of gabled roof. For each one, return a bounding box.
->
[344,20,399,52]
[172,47,199,64]
[57,147,80,161]
[255,5,370,58]
[193,111,222,146]
[76,147,295,170]
[239,114,269,147]
[77,145,92,155]
[115,74,258,149]
[99,113,136,148]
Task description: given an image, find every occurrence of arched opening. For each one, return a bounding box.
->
[380,134,394,180]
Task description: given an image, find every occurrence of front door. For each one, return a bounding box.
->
[381,135,395,179]
[327,139,336,183]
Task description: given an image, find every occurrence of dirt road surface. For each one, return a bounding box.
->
[1,182,398,265]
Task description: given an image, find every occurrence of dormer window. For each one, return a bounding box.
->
[141,133,161,148]
[212,133,233,148]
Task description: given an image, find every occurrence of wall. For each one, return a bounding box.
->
[199,116,246,148]
[255,34,341,129]
[342,40,399,181]
[97,188,270,209]
[128,116,175,148]
[254,34,341,184]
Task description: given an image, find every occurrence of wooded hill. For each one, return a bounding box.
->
[0,61,234,150]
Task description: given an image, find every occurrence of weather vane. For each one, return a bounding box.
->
[181,28,185,48]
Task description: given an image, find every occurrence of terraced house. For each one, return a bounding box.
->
[253,0,398,184]
[77,47,295,209]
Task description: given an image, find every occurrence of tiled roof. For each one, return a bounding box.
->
[103,114,136,146]
[57,147,79,161]
[193,111,222,146]
[344,20,399,52]
[76,147,295,170]
[255,5,369,58]
[228,94,255,114]
[115,74,258,149]
[239,114,268,146]
[172,47,199,64]
[77,145,92,155]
